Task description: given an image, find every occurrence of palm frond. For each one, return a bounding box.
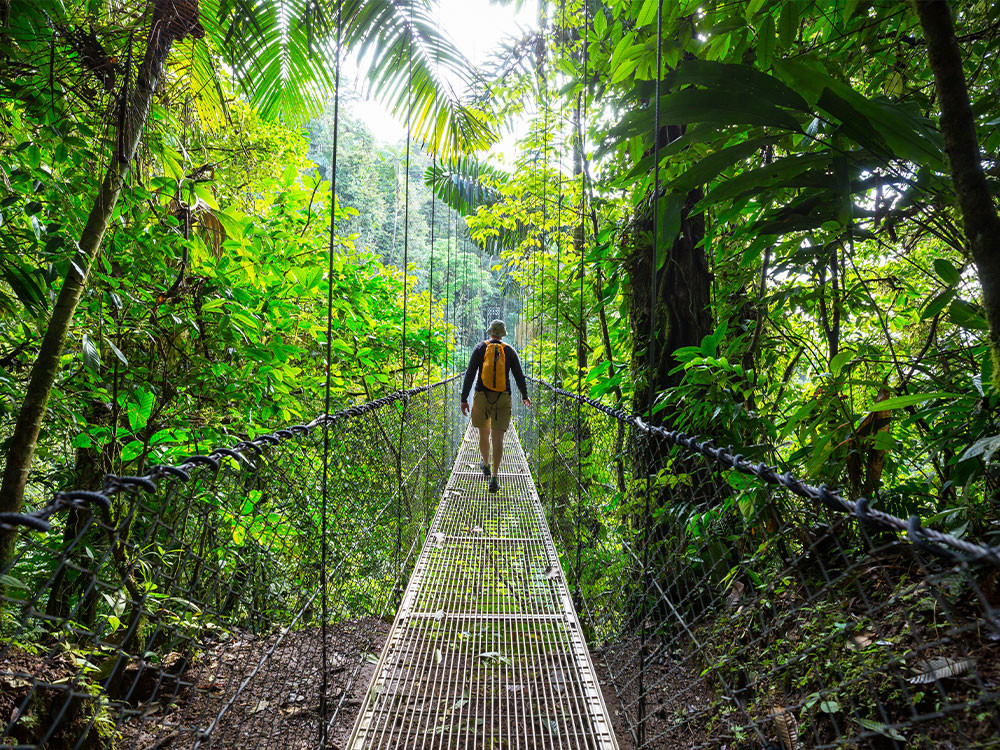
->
[425,155,509,215]
[426,156,531,255]
[203,0,337,125]
[341,0,495,158]
[204,0,494,157]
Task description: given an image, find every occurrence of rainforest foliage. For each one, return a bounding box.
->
[0,0,492,526]
[1,0,999,632]
[439,0,1000,543]
[0,0,999,744]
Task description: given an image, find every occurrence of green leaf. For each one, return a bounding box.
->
[0,574,28,590]
[830,350,852,376]
[950,298,989,330]
[669,136,779,192]
[818,87,891,154]
[933,258,960,286]
[670,60,810,112]
[81,334,100,373]
[593,9,607,38]
[778,2,798,48]
[757,14,775,68]
[773,58,943,167]
[121,440,144,462]
[128,389,155,432]
[635,0,658,28]
[656,88,802,132]
[921,289,955,320]
[870,392,957,410]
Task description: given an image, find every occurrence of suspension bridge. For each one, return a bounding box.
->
[348,422,616,748]
[2,375,999,749]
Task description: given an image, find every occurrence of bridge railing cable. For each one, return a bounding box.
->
[1,376,461,749]
[518,378,1000,750]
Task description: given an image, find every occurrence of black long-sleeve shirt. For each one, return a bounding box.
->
[460,340,528,402]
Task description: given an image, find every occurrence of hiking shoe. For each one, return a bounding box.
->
[481,462,491,478]
[489,477,499,493]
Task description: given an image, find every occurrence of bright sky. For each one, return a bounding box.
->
[349,0,538,156]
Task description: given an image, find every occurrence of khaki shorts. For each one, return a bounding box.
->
[470,390,512,431]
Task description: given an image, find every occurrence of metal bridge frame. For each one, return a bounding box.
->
[348,422,618,748]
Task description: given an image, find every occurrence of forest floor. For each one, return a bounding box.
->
[118,617,390,750]
[588,555,1000,750]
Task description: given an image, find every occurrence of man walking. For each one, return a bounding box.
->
[460,320,530,492]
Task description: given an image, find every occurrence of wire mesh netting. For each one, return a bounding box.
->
[517,381,1000,750]
[1,379,462,749]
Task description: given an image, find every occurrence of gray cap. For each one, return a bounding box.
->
[487,319,507,338]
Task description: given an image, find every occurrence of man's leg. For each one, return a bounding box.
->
[491,426,504,475]
[478,425,491,467]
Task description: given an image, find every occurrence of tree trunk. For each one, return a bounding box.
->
[0,0,203,571]
[913,0,1000,383]
[628,185,713,421]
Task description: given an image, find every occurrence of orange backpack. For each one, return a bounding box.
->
[480,341,507,392]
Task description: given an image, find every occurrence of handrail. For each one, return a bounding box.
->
[529,375,1000,568]
[0,374,460,536]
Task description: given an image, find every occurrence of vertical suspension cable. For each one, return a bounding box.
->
[639,1,665,746]
[550,0,567,529]
[574,0,588,601]
[427,157,435,523]
[397,6,414,588]
[319,0,343,742]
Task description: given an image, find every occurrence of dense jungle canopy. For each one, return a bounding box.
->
[0,0,999,612]
[1,0,1000,747]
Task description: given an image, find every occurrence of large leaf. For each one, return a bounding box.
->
[614,88,803,142]
[773,58,944,168]
[698,153,830,207]
[667,59,810,112]
[668,135,780,192]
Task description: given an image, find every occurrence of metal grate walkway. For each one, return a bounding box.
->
[348,423,619,749]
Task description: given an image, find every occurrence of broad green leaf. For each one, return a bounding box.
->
[655,89,802,132]
[773,58,943,167]
[121,440,144,462]
[1,574,29,590]
[870,392,957,410]
[670,59,810,112]
[933,258,960,285]
[778,2,798,48]
[82,334,100,373]
[818,88,890,155]
[830,350,852,376]
[670,136,779,191]
[699,153,829,206]
[950,299,989,330]
[635,0,658,28]
[128,388,155,432]
[593,8,607,38]
[921,289,955,320]
[757,14,775,68]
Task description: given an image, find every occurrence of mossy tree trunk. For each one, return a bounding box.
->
[913,0,1000,384]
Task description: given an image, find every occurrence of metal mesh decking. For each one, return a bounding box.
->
[347,423,619,749]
